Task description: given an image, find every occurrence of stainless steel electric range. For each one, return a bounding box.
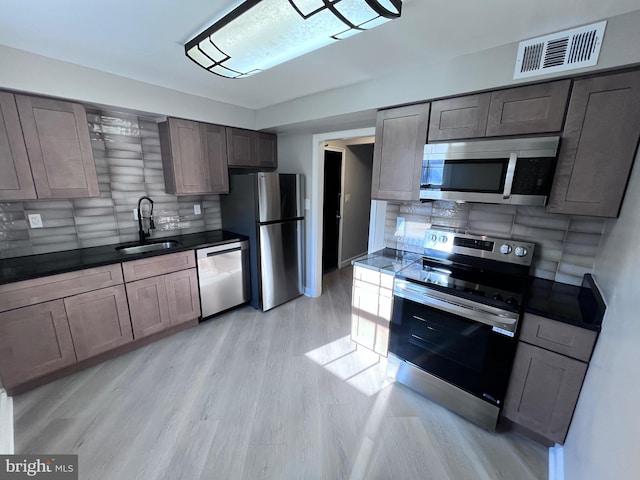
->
[388,229,535,430]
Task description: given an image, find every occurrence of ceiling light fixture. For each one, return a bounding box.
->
[185,0,403,79]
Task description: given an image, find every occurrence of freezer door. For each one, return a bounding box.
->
[259,219,304,311]
[257,173,304,222]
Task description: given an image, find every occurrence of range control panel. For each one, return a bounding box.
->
[423,229,535,266]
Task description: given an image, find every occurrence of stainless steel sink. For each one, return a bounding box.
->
[115,239,181,255]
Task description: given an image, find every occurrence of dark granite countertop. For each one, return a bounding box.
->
[352,248,605,332]
[0,229,247,285]
[352,248,422,274]
[525,274,606,332]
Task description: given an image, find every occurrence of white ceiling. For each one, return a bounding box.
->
[1,0,639,111]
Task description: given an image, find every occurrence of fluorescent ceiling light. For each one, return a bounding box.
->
[185,0,403,79]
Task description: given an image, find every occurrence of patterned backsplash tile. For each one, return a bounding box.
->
[385,200,605,286]
[0,110,222,259]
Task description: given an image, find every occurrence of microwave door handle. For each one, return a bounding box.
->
[503,153,518,199]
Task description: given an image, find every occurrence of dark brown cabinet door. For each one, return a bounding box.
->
[126,276,171,339]
[486,80,570,136]
[160,117,203,194]
[15,95,99,198]
[64,285,133,361]
[165,268,201,326]
[372,103,429,201]
[200,122,230,193]
[503,342,588,444]
[0,92,36,200]
[0,300,76,388]
[547,70,640,217]
[255,132,277,169]
[160,118,229,194]
[428,93,490,141]
[226,127,257,167]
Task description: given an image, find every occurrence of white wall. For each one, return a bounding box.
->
[563,151,640,479]
[0,45,255,129]
[257,9,640,130]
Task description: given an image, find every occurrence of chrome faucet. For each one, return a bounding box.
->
[137,196,155,243]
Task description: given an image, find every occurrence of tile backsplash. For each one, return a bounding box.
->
[384,201,606,286]
[0,110,222,259]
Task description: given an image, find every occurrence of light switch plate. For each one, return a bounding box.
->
[304,198,311,210]
[133,209,139,220]
[194,204,201,215]
[28,214,43,228]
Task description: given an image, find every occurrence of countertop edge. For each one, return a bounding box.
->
[0,230,248,285]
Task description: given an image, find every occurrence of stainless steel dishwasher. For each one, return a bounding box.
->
[197,240,249,319]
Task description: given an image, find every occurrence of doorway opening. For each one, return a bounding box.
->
[322,148,344,273]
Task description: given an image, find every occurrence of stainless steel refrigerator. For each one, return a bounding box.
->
[221,173,304,311]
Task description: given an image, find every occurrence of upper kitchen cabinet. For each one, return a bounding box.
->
[428,80,570,141]
[159,117,230,195]
[486,80,570,136]
[547,70,640,217]
[372,103,430,201]
[428,93,490,142]
[0,93,98,200]
[15,94,99,199]
[0,92,37,200]
[226,127,277,170]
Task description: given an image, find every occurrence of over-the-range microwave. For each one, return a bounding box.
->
[420,136,560,206]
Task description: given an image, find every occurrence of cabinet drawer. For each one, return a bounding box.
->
[122,250,196,282]
[0,264,124,313]
[519,313,597,362]
[353,265,380,285]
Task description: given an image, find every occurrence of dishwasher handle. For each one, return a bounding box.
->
[207,246,242,257]
[196,240,248,260]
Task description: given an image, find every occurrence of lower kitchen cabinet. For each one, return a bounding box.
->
[351,266,393,356]
[503,342,587,444]
[126,275,171,339]
[503,313,598,444]
[165,268,200,326]
[0,300,76,387]
[126,268,200,339]
[0,250,201,394]
[64,285,133,361]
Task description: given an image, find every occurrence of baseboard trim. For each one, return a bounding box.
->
[0,389,13,454]
[340,252,368,269]
[549,444,564,480]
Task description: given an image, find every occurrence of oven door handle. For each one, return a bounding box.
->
[394,280,519,334]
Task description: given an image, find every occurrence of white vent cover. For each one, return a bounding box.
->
[514,21,606,79]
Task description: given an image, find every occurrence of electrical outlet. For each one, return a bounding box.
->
[194,204,201,215]
[28,214,43,228]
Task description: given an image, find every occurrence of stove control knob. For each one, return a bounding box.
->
[439,235,449,244]
[499,244,512,255]
[428,234,438,244]
[514,246,528,257]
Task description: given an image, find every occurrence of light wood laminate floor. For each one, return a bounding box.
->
[13,266,547,480]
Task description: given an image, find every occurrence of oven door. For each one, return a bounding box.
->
[389,280,518,407]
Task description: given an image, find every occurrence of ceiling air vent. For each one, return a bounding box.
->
[514,21,606,79]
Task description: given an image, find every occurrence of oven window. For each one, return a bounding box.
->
[389,296,516,404]
[422,159,507,193]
